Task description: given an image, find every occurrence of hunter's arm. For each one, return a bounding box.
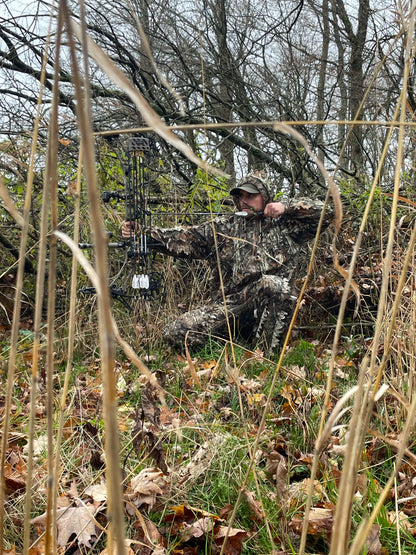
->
[281,198,334,242]
[149,219,221,259]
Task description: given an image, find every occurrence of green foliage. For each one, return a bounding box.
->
[97,146,125,190]
[282,339,320,375]
[339,176,410,232]
[188,167,230,213]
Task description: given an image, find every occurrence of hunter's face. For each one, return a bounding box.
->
[235,191,264,214]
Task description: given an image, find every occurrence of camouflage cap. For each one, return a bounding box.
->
[230,183,260,196]
[230,181,261,196]
[230,174,273,210]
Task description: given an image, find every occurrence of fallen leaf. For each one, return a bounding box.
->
[30,435,48,456]
[99,539,135,554]
[126,468,167,513]
[288,478,325,508]
[329,443,348,456]
[159,406,178,426]
[243,348,264,360]
[85,482,108,503]
[241,489,264,521]
[184,342,202,388]
[132,516,166,554]
[246,393,267,407]
[4,459,26,496]
[280,384,302,401]
[31,505,98,548]
[287,365,307,381]
[132,428,168,474]
[213,526,249,555]
[165,505,248,555]
[387,510,416,535]
[164,505,221,537]
[289,506,333,537]
[167,504,220,523]
[1,547,18,554]
[181,517,214,542]
[219,504,233,519]
[240,378,262,392]
[264,450,289,505]
[365,524,385,555]
[28,535,46,555]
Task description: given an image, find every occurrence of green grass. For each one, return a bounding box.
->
[3,320,416,554]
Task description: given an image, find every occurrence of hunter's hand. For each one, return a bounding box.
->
[122,220,140,238]
[263,202,286,218]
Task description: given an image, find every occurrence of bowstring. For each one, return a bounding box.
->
[126,137,161,355]
[127,137,153,298]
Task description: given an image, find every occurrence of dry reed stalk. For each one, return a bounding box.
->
[0,124,43,550]
[44,8,63,552]
[349,391,416,555]
[370,225,416,392]
[0,180,24,228]
[325,5,416,553]
[391,249,416,404]
[312,8,409,446]
[0,141,34,550]
[298,100,401,554]
[51,147,84,550]
[60,12,234,551]
[185,35,279,551]
[60,0,126,551]
[93,119,416,140]
[342,190,416,555]
[218,121,340,555]
[0,7,57,553]
[2,3,412,553]
[296,11,414,555]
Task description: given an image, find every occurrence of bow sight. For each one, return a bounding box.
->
[79,135,161,307]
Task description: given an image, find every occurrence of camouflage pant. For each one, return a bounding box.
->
[164,275,297,354]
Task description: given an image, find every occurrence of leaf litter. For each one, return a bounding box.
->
[3,336,416,553]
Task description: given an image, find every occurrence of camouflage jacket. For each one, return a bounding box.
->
[150,198,333,300]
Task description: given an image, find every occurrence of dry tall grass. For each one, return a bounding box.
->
[2,1,416,555]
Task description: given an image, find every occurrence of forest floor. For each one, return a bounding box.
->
[2,311,416,555]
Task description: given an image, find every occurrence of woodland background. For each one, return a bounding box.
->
[1,0,416,554]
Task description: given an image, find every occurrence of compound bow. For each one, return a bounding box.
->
[120,135,161,298]
[79,134,161,308]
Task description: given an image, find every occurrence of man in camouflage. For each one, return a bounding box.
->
[123,174,332,354]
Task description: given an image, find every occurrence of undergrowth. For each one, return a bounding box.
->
[3,310,416,554]
[2,194,416,554]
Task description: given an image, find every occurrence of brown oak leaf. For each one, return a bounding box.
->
[31,505,98,548]
[125,468,167,513]
[213,526,249,555]
[241,489,264,521]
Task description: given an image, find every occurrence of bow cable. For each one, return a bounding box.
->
[126,136,161,299]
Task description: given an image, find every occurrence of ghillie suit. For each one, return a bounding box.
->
[151,176,333,354]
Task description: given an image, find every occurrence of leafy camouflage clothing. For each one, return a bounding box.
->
[150,181,333,353]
